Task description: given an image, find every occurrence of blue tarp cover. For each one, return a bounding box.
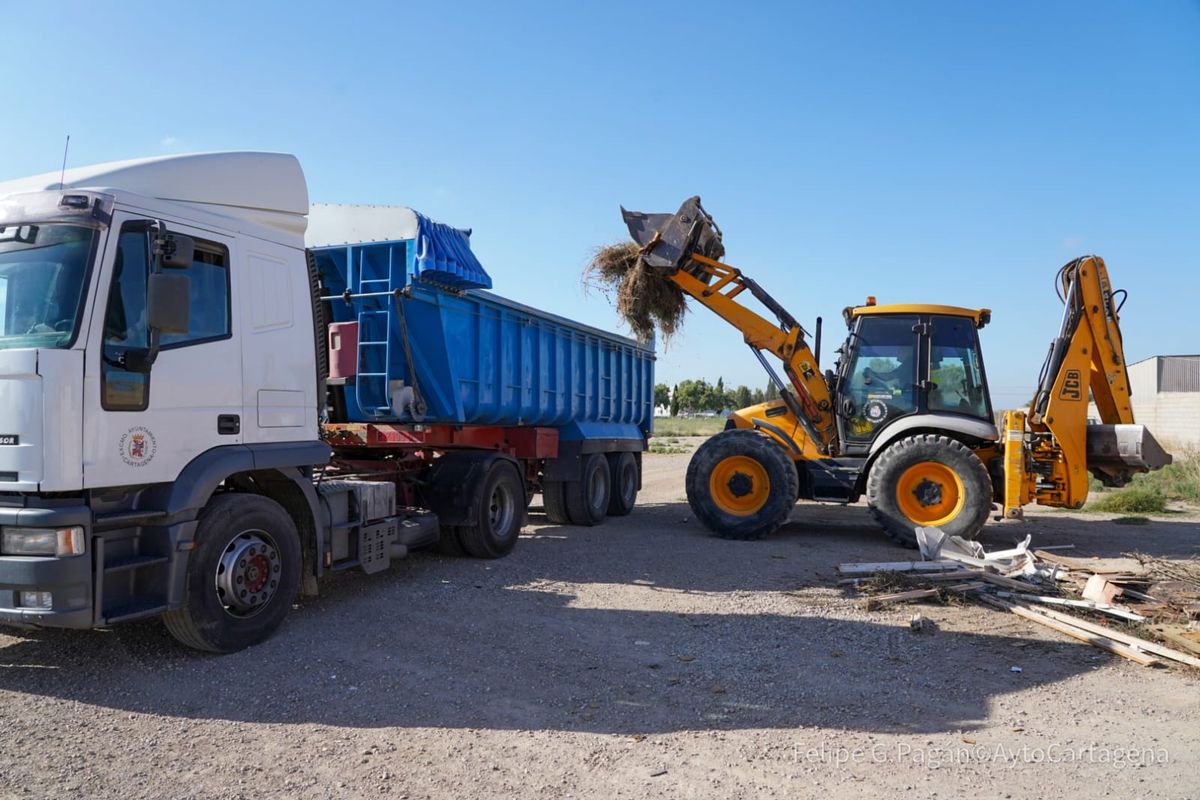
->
[413,213,492,290]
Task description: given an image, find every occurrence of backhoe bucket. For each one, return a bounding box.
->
[621,195,725,273]
[1086,423,1173,487]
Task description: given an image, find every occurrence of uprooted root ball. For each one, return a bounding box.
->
[584,242,687,343]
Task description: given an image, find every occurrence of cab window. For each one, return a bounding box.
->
[101,224,231,411]
[842,314,918,441]
[928,316,989,419]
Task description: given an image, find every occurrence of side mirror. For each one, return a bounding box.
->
[159,233,194,269]
[148,272,191,334]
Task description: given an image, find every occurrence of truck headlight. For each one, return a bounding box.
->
[0,526,85,557]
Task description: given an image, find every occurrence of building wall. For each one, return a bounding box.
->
[1088,356,1200,450]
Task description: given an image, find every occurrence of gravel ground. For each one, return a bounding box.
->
[0,441,1197,799]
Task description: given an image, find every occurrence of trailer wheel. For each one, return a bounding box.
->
[457,461,526,558]
[866,434,992,547]
[162,493,301,653]
[436,526,467,556]
[685,429,798,540]
[542,480,570,524]
[565,453,611,526]
[606,452,639,516]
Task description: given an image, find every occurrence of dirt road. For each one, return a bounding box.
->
[1,447,1197,799]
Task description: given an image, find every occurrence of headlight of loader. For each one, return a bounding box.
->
[0,526,85,557]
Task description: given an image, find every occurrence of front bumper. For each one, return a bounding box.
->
[0,503,94,629]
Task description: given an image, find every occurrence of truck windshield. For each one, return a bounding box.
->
[0,224,96,350]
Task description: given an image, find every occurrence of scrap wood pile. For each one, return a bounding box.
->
[837,527,1200,670]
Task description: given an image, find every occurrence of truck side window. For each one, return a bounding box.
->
[101,227,151,410]
[928,316,989,420]
[161,241,230,347]
[842,315,918,441]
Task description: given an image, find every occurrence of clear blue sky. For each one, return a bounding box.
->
[4,1,1198,409]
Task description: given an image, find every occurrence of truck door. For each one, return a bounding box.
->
[82,213,243,488]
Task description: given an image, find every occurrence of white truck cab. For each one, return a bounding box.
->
[0,151,652,652]
[0,153,331,645]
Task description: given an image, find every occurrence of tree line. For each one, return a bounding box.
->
[654,378,780,416]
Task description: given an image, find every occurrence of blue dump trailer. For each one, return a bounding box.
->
[306,204,655,535]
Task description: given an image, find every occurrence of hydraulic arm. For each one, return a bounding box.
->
[1002,255,1171,517]
[622,197,837,452]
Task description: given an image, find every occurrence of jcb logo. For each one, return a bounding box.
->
[1059,369,1083,401]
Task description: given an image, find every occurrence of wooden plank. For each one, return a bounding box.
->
[946,581,987,594]
[990,599,1200,669]
[837,561,960,575]
[917,570,985,582]
[1007,593,1147,623]
[977,572,1042,592]
[864,588,940,611]
[1031,551,1148,575]
[976,595,1161,667]
[1151,626,1200,658]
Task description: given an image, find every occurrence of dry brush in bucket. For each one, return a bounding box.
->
[584,242,687,343]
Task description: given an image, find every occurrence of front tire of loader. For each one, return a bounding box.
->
[866,434,992,548]
[685,429,799,540]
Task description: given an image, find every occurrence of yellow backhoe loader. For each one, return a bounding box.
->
[622,197,1172,545]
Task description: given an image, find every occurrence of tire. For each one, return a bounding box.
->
[456,461,526,559]
[565,453,611,526]
[162,493,301,653]
[436,526,467,556]
[606,452,639,516]
[542,480,570,524]
[685,429,798,540]
[866,434,993,548]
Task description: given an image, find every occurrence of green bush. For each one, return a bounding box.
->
[1128,449,1200,504]
[1088,485,1167,514]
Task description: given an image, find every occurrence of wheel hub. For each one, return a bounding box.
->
[489,483,514,534]
[727,472,754,498]
[912,477,943,507]
[215,531,281,616]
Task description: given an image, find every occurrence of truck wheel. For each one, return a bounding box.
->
[457,461,526,558]
[606,452,639,516]
[542,480,570,524]
[565,453,611,526]
[685,429,798,540]
[866,434,992,547]
[162,493,301,653]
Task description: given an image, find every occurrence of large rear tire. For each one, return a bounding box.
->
[162,493,301,653]
[866,434,992,547]
[565,453,611,526]
[606,452,639,517]
[542,480,570,524]
[457,461,526,559]
[685,429,798,540]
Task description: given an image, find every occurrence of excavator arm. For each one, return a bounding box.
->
[622,198,837,453]
[1002,255,1171,517]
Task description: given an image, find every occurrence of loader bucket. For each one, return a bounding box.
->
[1086,423,1174,487]
[621,195,725,273]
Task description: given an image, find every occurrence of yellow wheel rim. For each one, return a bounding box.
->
[895,461,965,526]
[709,455,771,516]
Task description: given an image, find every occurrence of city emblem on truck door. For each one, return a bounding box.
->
[119,426,157,467]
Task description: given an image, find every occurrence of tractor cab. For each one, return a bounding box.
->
[833,302,993,455]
